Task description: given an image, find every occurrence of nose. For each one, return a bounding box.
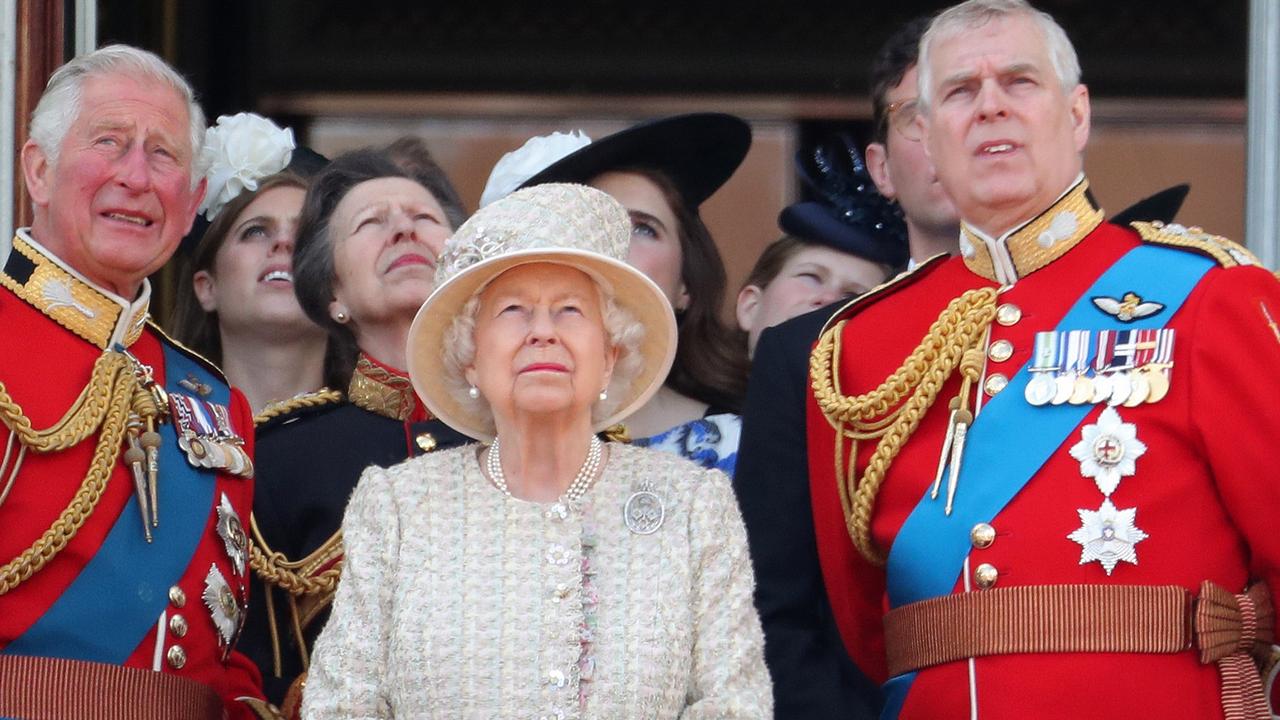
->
[388,208,417,244]
[114,143,152,191]
[272,220,298,255]
[811,289,841,308]
[527,308,558,346]
[975,79,1009,122]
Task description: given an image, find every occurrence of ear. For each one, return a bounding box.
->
[864,142,896,200]
[600,342,620,390]
[21,140,52,207]
[192,270,218,312]
[673,282,691,313]
[463,365,478,388]
[735,284,763,333]
[181,178,208,236]
[1069,84,1091,153]
[328,299,349,324]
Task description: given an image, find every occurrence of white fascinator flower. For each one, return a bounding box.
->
[478,130,592,208]
[198,112,295,220]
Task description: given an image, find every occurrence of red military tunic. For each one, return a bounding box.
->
[0,232,273,719]
[806,179,1280,719]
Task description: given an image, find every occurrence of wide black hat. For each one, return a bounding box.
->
[519,112,752,208]
[779,134,909,267]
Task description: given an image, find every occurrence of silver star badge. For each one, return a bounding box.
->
[202,563,243,651]
[215,493,248,576]
[1068,407,1147,496]
[1067,499,1149,575]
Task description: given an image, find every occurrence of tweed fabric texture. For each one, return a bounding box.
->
[303,442,772,719]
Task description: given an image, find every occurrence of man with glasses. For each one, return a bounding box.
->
[733,15,958,719]
[863,16,960,266]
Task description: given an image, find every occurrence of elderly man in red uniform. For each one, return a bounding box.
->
[806,1,1280,718]
[0,45,277,719]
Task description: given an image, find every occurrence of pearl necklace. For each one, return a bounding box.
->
[486,435,603,503]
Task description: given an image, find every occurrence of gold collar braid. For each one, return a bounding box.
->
[347,355,417,421]
[1,234,149,349]
[810,287,998,565]
[0,350,164,594]
[960,179,1104,285]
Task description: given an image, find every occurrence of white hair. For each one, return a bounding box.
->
[442,282,646,437]
[917,0,1082,113]
[28,44,208,189]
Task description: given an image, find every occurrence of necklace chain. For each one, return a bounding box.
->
[487,435,603,503]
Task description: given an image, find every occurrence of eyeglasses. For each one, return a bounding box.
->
[884,98,923,142]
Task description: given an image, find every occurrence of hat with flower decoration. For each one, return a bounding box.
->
[406,183,677,441]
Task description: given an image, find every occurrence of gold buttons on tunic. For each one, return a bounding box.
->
[987,340,1014,363]
[168,586,186,608]
[166,645,187,669]
[974,563,999,589]
[551,584,571,602]
[996,303,1022,326]
[970,523,996,549]
[168,614,188,638]
[415,433,437,453]
[983,374,1009,397]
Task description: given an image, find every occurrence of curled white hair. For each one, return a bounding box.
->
[441,284,646,437]
[28,44,208,189]
[917,0,1082,114]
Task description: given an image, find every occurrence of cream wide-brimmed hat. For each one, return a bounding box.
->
[406,183,677,442]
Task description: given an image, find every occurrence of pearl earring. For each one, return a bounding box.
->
[598,389,608,401]
[468,385,480,399]
[334,310,348,323]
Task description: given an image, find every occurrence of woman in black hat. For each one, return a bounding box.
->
[480,113,751,474]
[170,112,339,415]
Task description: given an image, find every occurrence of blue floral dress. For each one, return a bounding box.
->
[631,412,741,476]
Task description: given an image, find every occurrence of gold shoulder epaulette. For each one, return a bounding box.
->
[1130,220,1261,268]
[820,253,949,336]
[254,387,344,427]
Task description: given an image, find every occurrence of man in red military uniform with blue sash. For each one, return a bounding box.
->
[806,1,1280,718]
[0,45,276,719]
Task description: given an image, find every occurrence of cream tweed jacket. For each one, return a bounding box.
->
[303,442,772,719]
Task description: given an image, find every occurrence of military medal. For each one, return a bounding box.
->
[1066,330,1094,405]
[1140,329,1175,403]
[1123,368,1150,407]
[1050,331,1081,405]
[624,481,665,535]
[1025,331,1060,406]
[1067,498,1149,575]
[1068,407,1147,496]
[169,394,254,478]
[1090,331,1116,403]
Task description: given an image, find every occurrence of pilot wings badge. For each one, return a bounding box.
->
[1092,292,1164,322]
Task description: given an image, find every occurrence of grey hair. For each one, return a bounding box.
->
[28,44,208,189]
[917,0,1081,113]
[441,281,646,437]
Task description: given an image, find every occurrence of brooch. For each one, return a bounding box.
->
[624,481,665,535]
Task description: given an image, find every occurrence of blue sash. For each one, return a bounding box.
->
[879,245,1213,718]
[4,345,226,663]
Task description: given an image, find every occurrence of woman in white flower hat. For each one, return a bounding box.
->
[304,183,772,719]
[171,112,336,414]
[241,139,474,716]
[480,114,752,476]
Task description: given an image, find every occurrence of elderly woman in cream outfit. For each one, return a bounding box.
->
[303,183,771,719]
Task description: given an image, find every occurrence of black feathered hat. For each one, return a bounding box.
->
[778,133,909,267]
